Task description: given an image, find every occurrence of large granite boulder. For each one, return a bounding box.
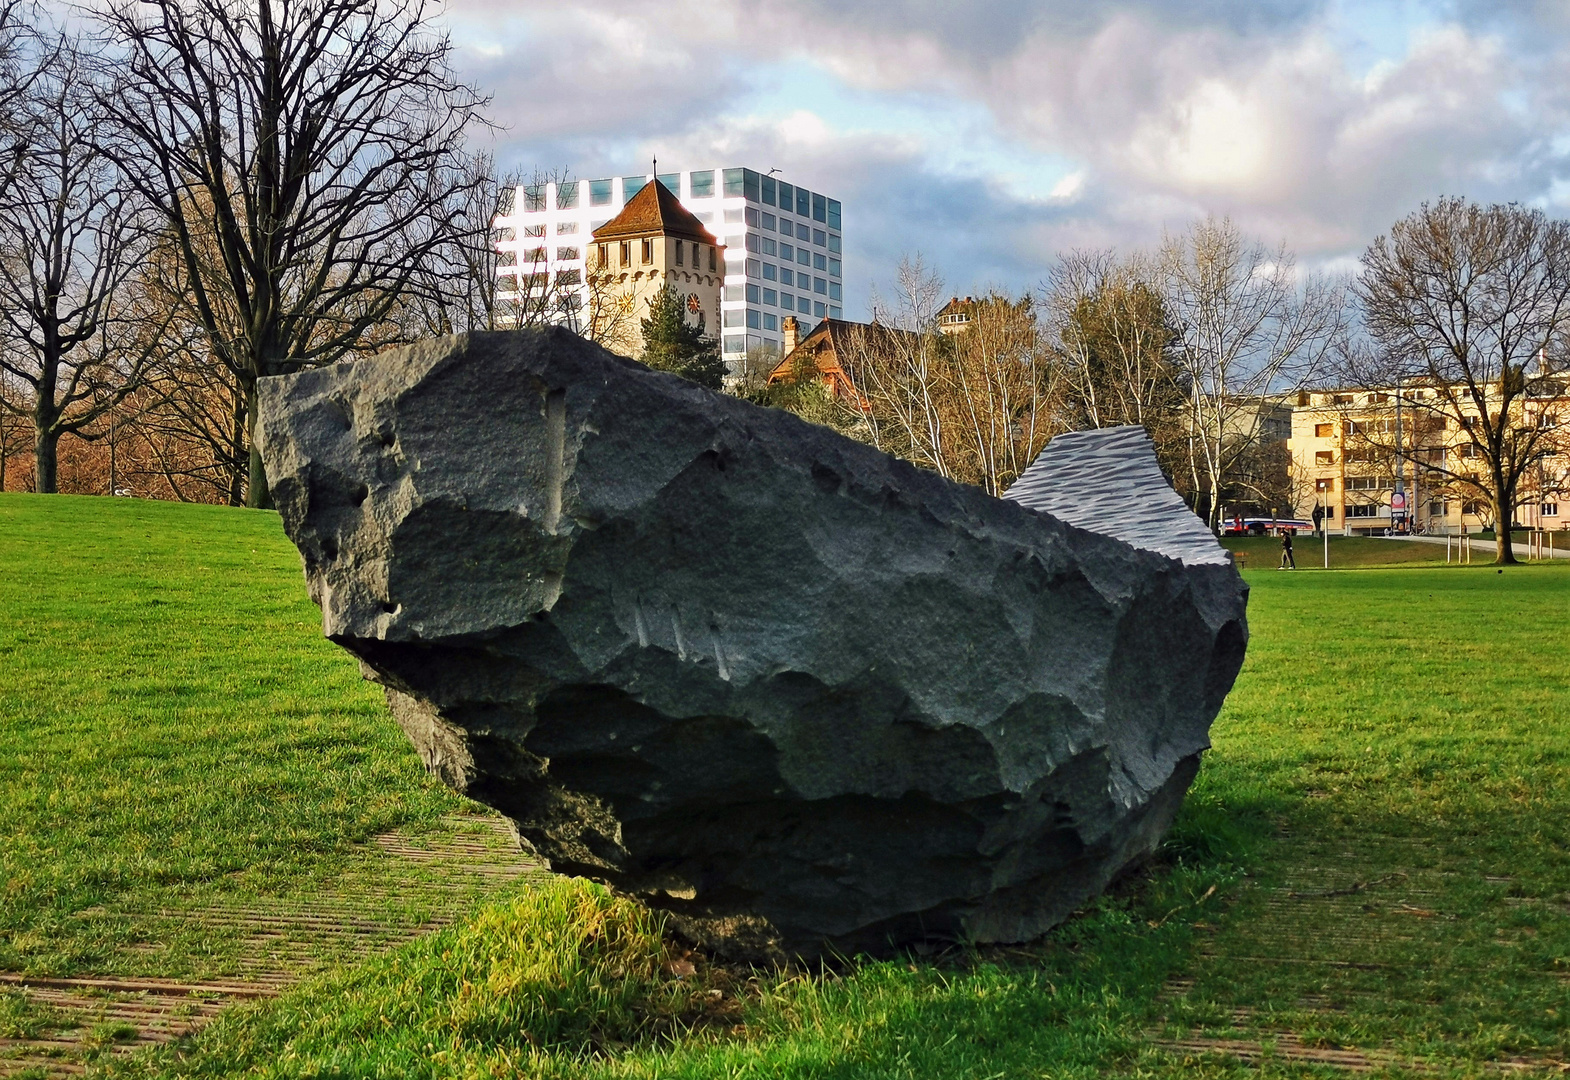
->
[257,329,1248,958]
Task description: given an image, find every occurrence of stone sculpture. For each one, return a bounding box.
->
[257,329,1248,958]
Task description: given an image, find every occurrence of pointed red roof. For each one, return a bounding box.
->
[590,181,718,245]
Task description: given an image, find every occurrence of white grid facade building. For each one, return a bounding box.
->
[495,167,844,366]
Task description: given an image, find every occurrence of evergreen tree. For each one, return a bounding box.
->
[639,285,726,389]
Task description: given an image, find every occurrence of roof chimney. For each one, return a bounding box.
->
[782,315,800,356]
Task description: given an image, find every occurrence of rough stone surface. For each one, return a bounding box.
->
[257,329,1249,958]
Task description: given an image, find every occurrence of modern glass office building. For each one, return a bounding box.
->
[495,167,844,369]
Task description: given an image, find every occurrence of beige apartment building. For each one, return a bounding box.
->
[1287,384,1567,535]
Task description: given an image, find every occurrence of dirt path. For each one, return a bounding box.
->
[0,814,540,1078]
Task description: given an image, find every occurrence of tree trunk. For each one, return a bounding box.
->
[1494,494,1517,565]
[34,425,58,494]
[244,381,273,509]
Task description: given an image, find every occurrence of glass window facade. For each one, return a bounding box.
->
[828,199,841,229]
[622,176,646,199]
[780,268,793,286]
[745,206,759,227]
[746,309,761,329]
[764,288,777,305]
[814,277,827,295]
[724,168,745,197]
[764,313,778,331]
[828,234,841,253]
[557,182,579,209]
[797,223,810,240]
[777,181,793,209]
[763,263,777,281]
[745,283,760,303]
[780,243,793,261]
[814,253,826,270]
[762,238,776,256]
[589,179,612,206]
[761,176,776,205]
[656,173,679,194]
[690,170,715,197]
[829,259,840,277]
[829,282,842,301]
[797,248,810,266]
[762,212,775,230]
[813,229,826,247]
[524,184,546,211]
[796,188,809,216]
[812,193,826,222]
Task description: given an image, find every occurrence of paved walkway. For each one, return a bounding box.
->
[1374,533,1570,559]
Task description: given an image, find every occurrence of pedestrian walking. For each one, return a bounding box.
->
[1279,528,1297,570]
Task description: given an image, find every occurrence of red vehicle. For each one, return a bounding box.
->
[1221,517,1318,537]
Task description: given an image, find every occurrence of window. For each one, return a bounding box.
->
[524,184,546,211]
[829,282,842,301]
[623,176,647,199]
[764,312,778,331]
[555,268,580,285]
[641,238,653,264]
[828,233,841,253]
[709,247,717,272]
[1315,478,1335,491]
[619,241,631,266]
[780,267,793,286]
[1322,505,1335,519]
[745,234,760,253]
[814,252,827,270]
[744,206,760,227]
[746,309,761,329]
[761,175,776,206]
[797,222,811,240]
[763,288,777,305]
[524,246,547,263]
[1348,504,1379,518]
[523,224,545,237]
[761,238,776,256]
[724,168,745,197]
[829,259,841,278]
[797,247,811,266]
[1346,476,1390,491]
[829,306,843,319]
[813,229,826,247]
[814,277,827,295]
[828,199,841,229]
[743,169,760,201]
[596,243,608,267]
[555,221,579,235]
[777,181,793,209]
[556,182,579,209]
[724,334,746,354]
[1542,502,1560,516]
[763,263,777,281]
[814,301,826,317]
[746,258,761,279]
[1371,393,1389,404]
[689,170,715,198]
[1429,501,1446,517]
[724,310,745,328]
[589,179,613,206]
[1314,423,1333,437]
[812,192,826,222]
[745,283,760,304]
[656,172,679,194]
[780,243,793,261]
[1332,394,1354,405]
[556,247,579,261]
[675,242,683,266]
[1457,444,1477,458]
[762,213,776,231]
[796,188,810,216]
[721,208,743,224]
[778,292,793,309]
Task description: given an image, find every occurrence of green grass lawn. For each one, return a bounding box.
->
[3,493,1567,1078]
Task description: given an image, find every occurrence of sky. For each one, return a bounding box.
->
[449,0,1570,316]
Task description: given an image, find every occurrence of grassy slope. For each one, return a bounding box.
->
[0,493,469,979]
[3,494,1567,1077]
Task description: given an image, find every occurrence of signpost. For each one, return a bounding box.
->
[1390,489,1407,533]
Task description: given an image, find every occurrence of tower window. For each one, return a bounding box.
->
[675,241,684,266]
[709,247,717,272]
[692,242,699,266]
[642,239,653,264]
[620,241,631,267]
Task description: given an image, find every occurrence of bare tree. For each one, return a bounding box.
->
[1161,217,1344,530]
[0,369,28,490]
[0,32,163,493]
[1352,198,1570,563]
[0,1,35,202]
[95,0,490,507]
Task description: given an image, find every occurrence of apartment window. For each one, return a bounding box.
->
[829,259,841,278]
[828,199,841,229]
[524,247,547,263]
[1346,476,1390,491]
[797,222,811,240]
[725,334,746,354]
[829,282,842,301]
[780,268,793,287]
[641,238,653,264]
[814,301,826,317]
[1348,504,1379,518]
[812,192,826,222]
[746,283,760,304]
[556,182,579,210]
[746,309,760,329]
[523,224,545,237]
[761,175,776,206]
[690,170,715,198]
[777,181,793,209]
[829,306,843,319]
[797,247,811,266]
[1543,502,1561,517]
[675,242,684,266]
[778,292,793,309]
[555,221,579,235]
[589,179,613,206]
[724,310,745,328]
[763,263,777,281]
[763,288,777,305]
[796,188,810,216]
[780,243,794,261]
[1457,444,1477,458]
[523,184,546,211]
[814,252,827,270]
[745,233,760,253]
[814,277,827,295]
[1430,501,1446,517]
[828,233,841,253]
[556,247,579,261]
[619,241,631,266]
[800,296,814,313]
[596,243,608,267]
[555,268,580,286]
[1314,423,1333,437]
[623,176,647,199]
[813,229,826,247]
[762,238,776,256]
[656,172,679,194]
[764,312,778,331]
[743,169,760,201]
[746,258,761,279]
[724,168,745,197]
[762,212,776,231]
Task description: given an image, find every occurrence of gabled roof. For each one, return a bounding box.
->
[767,318,916,407]
[590,181,719,245]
